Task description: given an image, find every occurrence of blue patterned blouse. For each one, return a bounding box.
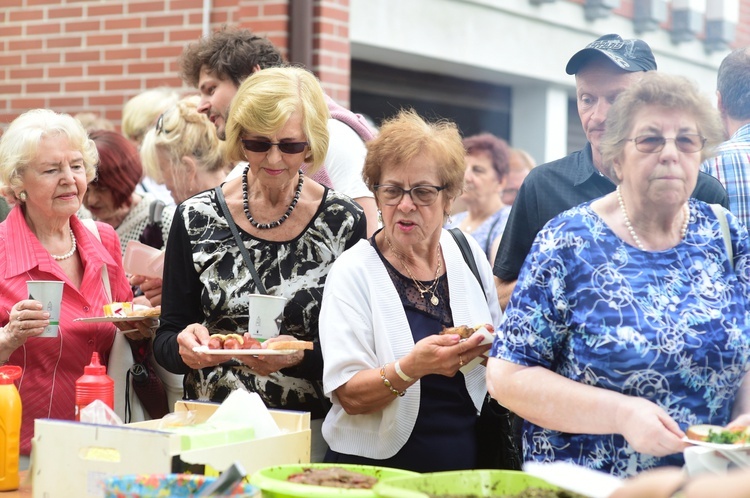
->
[490,199,750,477]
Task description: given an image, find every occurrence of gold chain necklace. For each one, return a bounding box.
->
[384,235,442,306]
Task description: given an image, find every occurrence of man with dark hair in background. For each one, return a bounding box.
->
[493,34,729,308]
[701,47,750,227]
[179,26,379,235]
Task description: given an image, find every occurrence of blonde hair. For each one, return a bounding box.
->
[363,109,465,202]
[0,109,98,201]
[122,87,181,144]
[224,66,329,174]
[601,72,725,173]
[140,96,225,183]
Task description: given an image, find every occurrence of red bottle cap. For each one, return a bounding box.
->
[84,352,106,375]
[0,365,22,384]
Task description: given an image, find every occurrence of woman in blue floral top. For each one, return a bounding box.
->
[487,72,750,477]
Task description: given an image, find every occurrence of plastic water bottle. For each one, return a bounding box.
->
[0,365,22,491]
[75,352,114,421]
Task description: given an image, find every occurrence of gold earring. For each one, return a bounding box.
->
[18,191,27,202]
[377,210,383,225]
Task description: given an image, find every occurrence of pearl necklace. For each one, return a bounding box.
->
[616,185,688,251]
[51,228,77,261]
[385,235,443,306]
[242,164,304,229]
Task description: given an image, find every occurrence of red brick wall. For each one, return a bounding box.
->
[0,0,351,129]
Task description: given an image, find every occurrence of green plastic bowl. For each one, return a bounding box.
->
[372,469,559,498]
[250,463,418,498]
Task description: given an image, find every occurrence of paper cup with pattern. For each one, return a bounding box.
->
[27,280,64,338]
[248,294,287,342]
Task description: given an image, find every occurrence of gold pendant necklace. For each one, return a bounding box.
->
[385,235,442,306]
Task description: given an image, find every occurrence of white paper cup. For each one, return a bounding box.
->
[248,294,287,342]
[27,280,64,338]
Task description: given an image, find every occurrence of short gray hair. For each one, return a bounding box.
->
[0,109,98,201]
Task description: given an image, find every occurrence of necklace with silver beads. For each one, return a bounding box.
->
[242,164,304,229]
[51,228,77,261]
[385,235,443,306]
[616,185,688,251]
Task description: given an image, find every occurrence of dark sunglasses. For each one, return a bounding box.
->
[241,139,308,155]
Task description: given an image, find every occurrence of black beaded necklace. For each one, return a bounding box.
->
[241,164,305,229]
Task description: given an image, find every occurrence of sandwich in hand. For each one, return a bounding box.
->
[266,340,314,351]
[440,323,494,339]
[686,424,750,444]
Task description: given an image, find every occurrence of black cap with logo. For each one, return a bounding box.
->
[566,34,657,75]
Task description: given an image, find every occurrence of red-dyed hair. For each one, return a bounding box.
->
[89,130,143,208]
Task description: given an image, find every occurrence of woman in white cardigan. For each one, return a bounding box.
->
[319,109,504,472]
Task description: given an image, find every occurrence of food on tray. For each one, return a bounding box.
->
[103,302,132,317]
[266,340,314,351]
[286,467,377,489]
[686,424,750,444]
[440,323,494,339]
[206,333,262,350]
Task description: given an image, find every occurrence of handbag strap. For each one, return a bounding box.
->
[710,203,734,270]
[449,228,483,289]
[214,186,267,294]
[82,219,112,302]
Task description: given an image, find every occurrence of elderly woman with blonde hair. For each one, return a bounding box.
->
[139,97,227,204]
[153,66,367,461]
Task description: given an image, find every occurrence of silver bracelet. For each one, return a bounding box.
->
[394,360,414,382]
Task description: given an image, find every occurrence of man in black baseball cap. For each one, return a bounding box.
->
[565,33,657,75]
[492,33,728,310]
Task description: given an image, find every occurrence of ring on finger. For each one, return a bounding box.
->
[459,354,464,367]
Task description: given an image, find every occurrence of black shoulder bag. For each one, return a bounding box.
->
[448,228,522,470]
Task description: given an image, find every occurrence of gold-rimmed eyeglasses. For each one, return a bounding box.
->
[625,134,706,154]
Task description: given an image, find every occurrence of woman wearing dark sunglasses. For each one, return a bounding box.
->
[153,66,367,461]
[488,72,750,477]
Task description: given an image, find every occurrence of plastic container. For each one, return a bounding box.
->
[0,365,22,492]
[372,469,560,497]
[250,463,418,498]
[103,473,259,497]
[75,352,114,420]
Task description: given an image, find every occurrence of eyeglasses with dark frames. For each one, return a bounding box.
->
[373,184,447,206]
[241,139,309,155]
[625,134,706,154]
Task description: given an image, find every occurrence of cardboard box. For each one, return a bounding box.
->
[30,401,311,498]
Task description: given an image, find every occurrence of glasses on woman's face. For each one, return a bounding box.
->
[374,184,447,206]
[627,134,706,154]
[241,139,308,155]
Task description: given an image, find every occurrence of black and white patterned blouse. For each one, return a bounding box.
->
[154,186,366,418]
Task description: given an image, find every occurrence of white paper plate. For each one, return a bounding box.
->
[192,345,296,355]
[523,461,623,498]
[683,436,750,451]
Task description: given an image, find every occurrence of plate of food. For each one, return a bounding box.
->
[683,424,750,450]
[193,333,314,356]
[74,303,161,323]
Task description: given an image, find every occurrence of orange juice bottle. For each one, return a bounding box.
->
[0,365,22,491]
